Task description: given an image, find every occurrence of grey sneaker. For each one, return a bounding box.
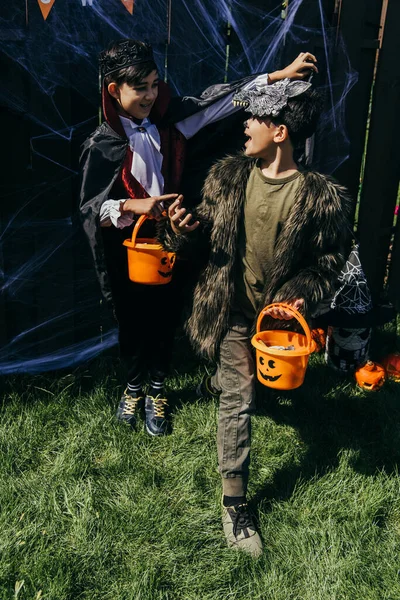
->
[116,389,143,429]
[144,394,169,436]
[222,502,263,558]
[196,374,220,399]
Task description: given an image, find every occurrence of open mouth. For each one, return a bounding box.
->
[140,103,153,110]
[158,270,172,278]
[258,370,281,382]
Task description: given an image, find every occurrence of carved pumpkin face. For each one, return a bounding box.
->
[258,355,282,383]
[311,328,326,353]
[354,361,386,391]
[381,353,400,381]
[158,252,176,279]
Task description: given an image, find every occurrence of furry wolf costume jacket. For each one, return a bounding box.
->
[158,153,353,361]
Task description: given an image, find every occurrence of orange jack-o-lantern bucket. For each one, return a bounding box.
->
[123,215,176,285]
[354,360,386,391]
[251,303,316,390]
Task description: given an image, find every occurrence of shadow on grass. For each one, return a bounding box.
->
[252,353,400,512]
[2,325,399,514]
[1,354,119,406]
[0,331,205,410]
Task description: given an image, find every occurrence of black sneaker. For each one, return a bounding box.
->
[222,502,263,557]
[144,394,169,436]
[116,389,143,429]
[196,374,220,399]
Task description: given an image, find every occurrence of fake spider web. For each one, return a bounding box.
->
[330,244,373,314]
[0,0,357,374]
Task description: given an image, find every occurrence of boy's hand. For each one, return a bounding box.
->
[168,196,200,235]
[121,194,179,221]
[265,299,304,320]
[269,52,318,83]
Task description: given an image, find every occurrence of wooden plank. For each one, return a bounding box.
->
[166,0,225,95]
[227,0,335,79]
[332,0,383,204]
[0,211,6,349]
[357,0,400,303]
[69,83,108,347]
[389,199,400,311]
[27,62,76,358]
[227,0,280,79]
[0,0,26,39]
[0,50,38,363]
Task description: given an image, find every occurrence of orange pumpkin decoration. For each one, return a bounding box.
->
[354,360,386,391]
[381,353,400,381]
[311,328,327,353]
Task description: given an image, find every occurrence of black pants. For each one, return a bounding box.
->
[103,225,189,381]
[114,278,179,379]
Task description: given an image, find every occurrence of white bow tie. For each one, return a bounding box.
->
[120,116,164,197]
[125,118,160,145]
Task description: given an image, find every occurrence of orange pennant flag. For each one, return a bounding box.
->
[120,0,134,14]
[37,0,56,20]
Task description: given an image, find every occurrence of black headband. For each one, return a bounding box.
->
[99,41,154,78]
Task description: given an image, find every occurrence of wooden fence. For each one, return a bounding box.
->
[331,0,400,308]
[0,0,399,372]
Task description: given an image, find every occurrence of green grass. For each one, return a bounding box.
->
[1,335,400,600]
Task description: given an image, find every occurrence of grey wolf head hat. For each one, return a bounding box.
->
[233,78,312,118]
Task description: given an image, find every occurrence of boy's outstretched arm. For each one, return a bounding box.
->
[175,52,318,140]
[268,52,318,83]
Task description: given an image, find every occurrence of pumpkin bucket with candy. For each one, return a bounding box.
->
[354,360,386,391]
[251,303,316,390]
[123,215,176,285]
[381,353,400,381]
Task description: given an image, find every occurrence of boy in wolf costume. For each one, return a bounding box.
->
[160,78,352,555]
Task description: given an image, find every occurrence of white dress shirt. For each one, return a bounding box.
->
[99,73,270,228]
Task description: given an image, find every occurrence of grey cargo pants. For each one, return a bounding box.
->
[211,313,256,497]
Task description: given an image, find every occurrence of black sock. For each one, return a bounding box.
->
[127,373,143,397]
[148,378,165,397]
[223,495,247,508]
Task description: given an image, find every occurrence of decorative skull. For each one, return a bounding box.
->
[325,326,371,372]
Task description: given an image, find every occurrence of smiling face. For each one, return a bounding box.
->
[258,356,282,383]
[243,117,288,160]
[157,253,175,279]
[108,70,159,120]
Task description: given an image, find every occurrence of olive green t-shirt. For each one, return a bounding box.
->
[232,164,303,319]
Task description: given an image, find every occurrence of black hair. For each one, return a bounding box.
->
[102,40,158,88]
[272,89,323,147]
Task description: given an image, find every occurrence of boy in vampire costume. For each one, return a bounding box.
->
[79,39,318,437]
[160,79,352,555]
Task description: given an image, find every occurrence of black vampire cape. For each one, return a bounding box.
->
[79,75,256,305]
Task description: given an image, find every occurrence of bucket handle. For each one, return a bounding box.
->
[256,302,312,352]
[129,214,149,248]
